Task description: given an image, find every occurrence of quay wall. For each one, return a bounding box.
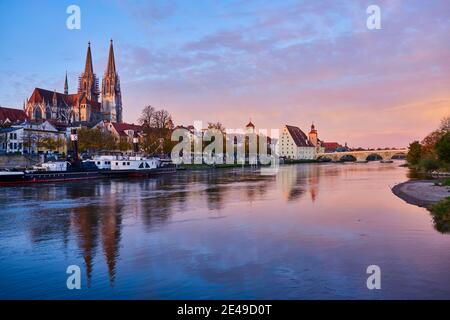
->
[0,154,43,169]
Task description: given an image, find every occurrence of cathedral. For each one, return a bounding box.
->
[25,40,123,124]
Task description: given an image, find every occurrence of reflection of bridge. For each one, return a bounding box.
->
[316,149,407,162]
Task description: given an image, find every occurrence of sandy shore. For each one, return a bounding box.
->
[392,180,450,207]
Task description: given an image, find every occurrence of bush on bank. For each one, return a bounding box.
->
[430,197,450,233]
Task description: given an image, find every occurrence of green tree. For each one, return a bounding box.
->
[77,127,117,154]
[407,141,422,165]
[419,158,440,172]
[116,138,132,152]
[435,131,450,163]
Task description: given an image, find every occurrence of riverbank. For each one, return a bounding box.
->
[392,179,450,233]
[392,180,450,207]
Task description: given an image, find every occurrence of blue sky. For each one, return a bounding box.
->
[0,0,449,147]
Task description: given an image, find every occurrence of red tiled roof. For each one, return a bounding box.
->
[111,122,142,132]
[322,142,341,152]
[28,88,99,110]
[0,106,28,123]
[286,125,314,147]
[109,122,143,137]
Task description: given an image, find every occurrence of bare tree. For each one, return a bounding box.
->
[207,122,226,134]
[23,129,38,154]
[138,105,155,127]
[151,109,173,129]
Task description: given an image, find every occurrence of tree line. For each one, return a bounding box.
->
[407,116,450,172]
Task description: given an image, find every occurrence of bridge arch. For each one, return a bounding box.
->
[317,155,333,162]
[390,152,407,160]
[339,154,357,162]
[366,153,383,161]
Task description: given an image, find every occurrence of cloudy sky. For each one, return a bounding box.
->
[0,0,449,148]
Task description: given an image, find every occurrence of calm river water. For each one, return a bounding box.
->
[0,162,449,299]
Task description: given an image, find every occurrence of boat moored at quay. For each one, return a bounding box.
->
[0,156,176,186]
[0,129,176,186]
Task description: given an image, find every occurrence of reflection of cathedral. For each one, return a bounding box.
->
[70,183,123,287]
[25,40,122,124]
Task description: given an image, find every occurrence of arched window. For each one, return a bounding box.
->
[46,109,51,119]
[34,108,42,119]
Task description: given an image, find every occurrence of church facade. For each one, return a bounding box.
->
[25,40,122,125]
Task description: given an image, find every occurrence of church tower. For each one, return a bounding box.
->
[101,39,122,123]
[308,123,318,147]
[78,42,99,102]
[64,71,69,95]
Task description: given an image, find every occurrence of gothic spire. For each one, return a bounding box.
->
[106,39,116,76]
[64,71,69,94]
[84,41,94,75]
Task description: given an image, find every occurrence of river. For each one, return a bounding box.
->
[0,162,449,299]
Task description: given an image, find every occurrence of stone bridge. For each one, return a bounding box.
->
[316,149,407,162]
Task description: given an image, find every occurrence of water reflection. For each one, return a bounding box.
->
[1,163,449,299]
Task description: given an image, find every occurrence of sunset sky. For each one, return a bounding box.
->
[0,0,449,148]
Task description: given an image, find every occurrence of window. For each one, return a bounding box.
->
[18,143,22,150]
[139,163,144,169]
[34,108,42,119]
[127,162,130,166]
[97,161,101,165]
[13,143,17,149]
[145,163,150,168]
[123,162,126,165]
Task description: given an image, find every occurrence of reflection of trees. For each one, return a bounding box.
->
[139,176,189,229]
[28,208,71,245]
[204,172,228,210]
[140,195,178,227]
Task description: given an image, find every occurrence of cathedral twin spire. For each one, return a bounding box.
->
[77,41,99,102]
[73,40,122,122]
[105,39,116,77]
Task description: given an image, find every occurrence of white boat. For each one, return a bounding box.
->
[84,155,115,170]
[110,156,160,171]
[84,155,162,171]
[33,161,68,172]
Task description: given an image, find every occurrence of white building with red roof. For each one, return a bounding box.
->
[279,124,317,160]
